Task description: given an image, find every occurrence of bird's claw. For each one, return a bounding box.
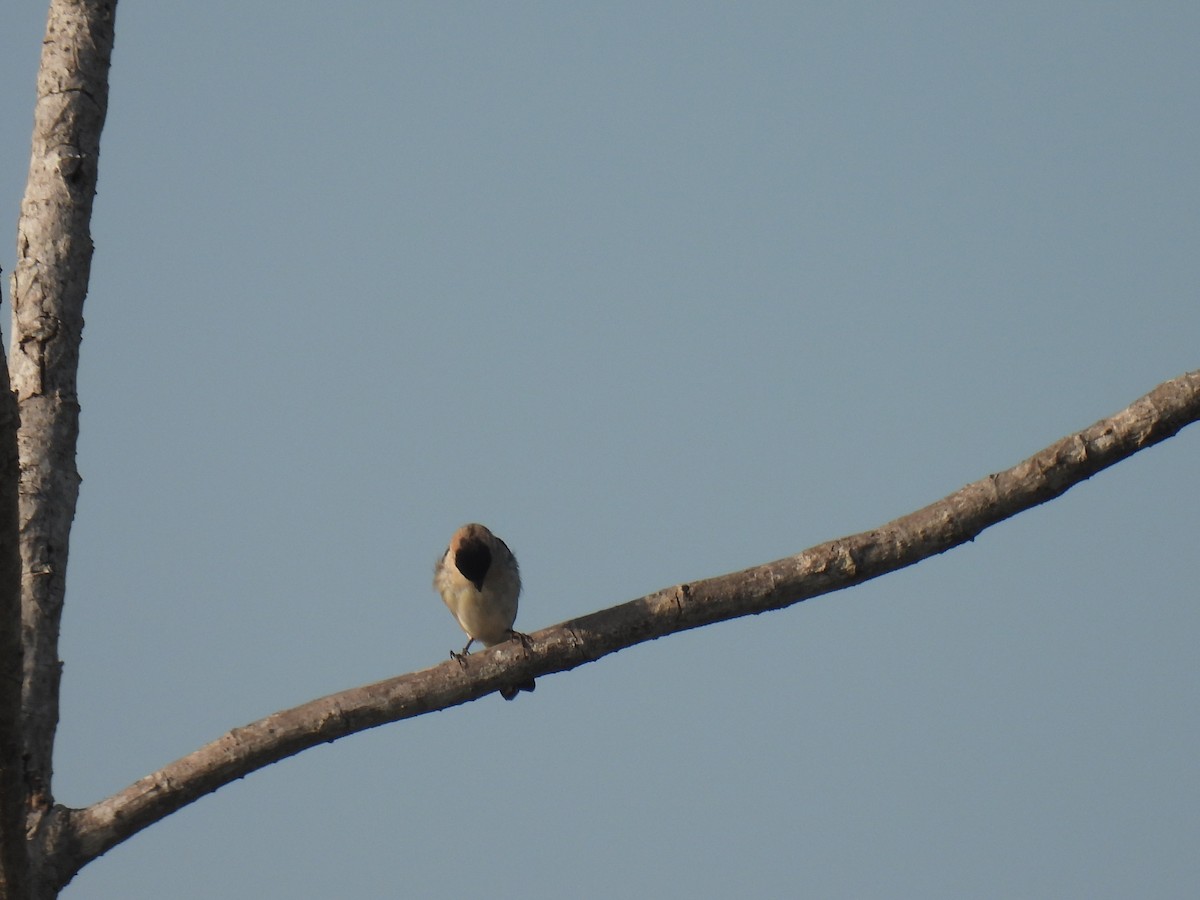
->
[509,629,533,657]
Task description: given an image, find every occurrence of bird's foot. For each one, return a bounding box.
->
[508,629,533,656]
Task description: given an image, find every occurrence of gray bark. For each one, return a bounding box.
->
[2,3,1197,897]
[7,1,118,896]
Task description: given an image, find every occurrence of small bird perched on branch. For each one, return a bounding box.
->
[434,523,535,700]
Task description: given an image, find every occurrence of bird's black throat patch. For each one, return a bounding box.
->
[455,538,492,591]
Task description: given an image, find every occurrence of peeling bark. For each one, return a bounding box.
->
[8,1,118,896]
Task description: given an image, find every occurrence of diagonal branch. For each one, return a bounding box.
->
[46,368,1200,889]
[9,0,117,835]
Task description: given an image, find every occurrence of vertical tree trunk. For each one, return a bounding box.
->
[8,1,118,896]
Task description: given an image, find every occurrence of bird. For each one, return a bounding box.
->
[433,523,535,700]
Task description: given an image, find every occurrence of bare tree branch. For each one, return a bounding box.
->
[43,369,1198,889]
[9,0,117,846]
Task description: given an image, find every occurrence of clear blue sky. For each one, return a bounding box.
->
[2,3,1198,898]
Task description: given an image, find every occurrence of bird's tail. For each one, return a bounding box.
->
[500,678,536,701]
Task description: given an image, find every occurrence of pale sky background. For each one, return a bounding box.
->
[2,3,1198,898]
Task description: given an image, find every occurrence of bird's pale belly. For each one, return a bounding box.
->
[440,583,516,647]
